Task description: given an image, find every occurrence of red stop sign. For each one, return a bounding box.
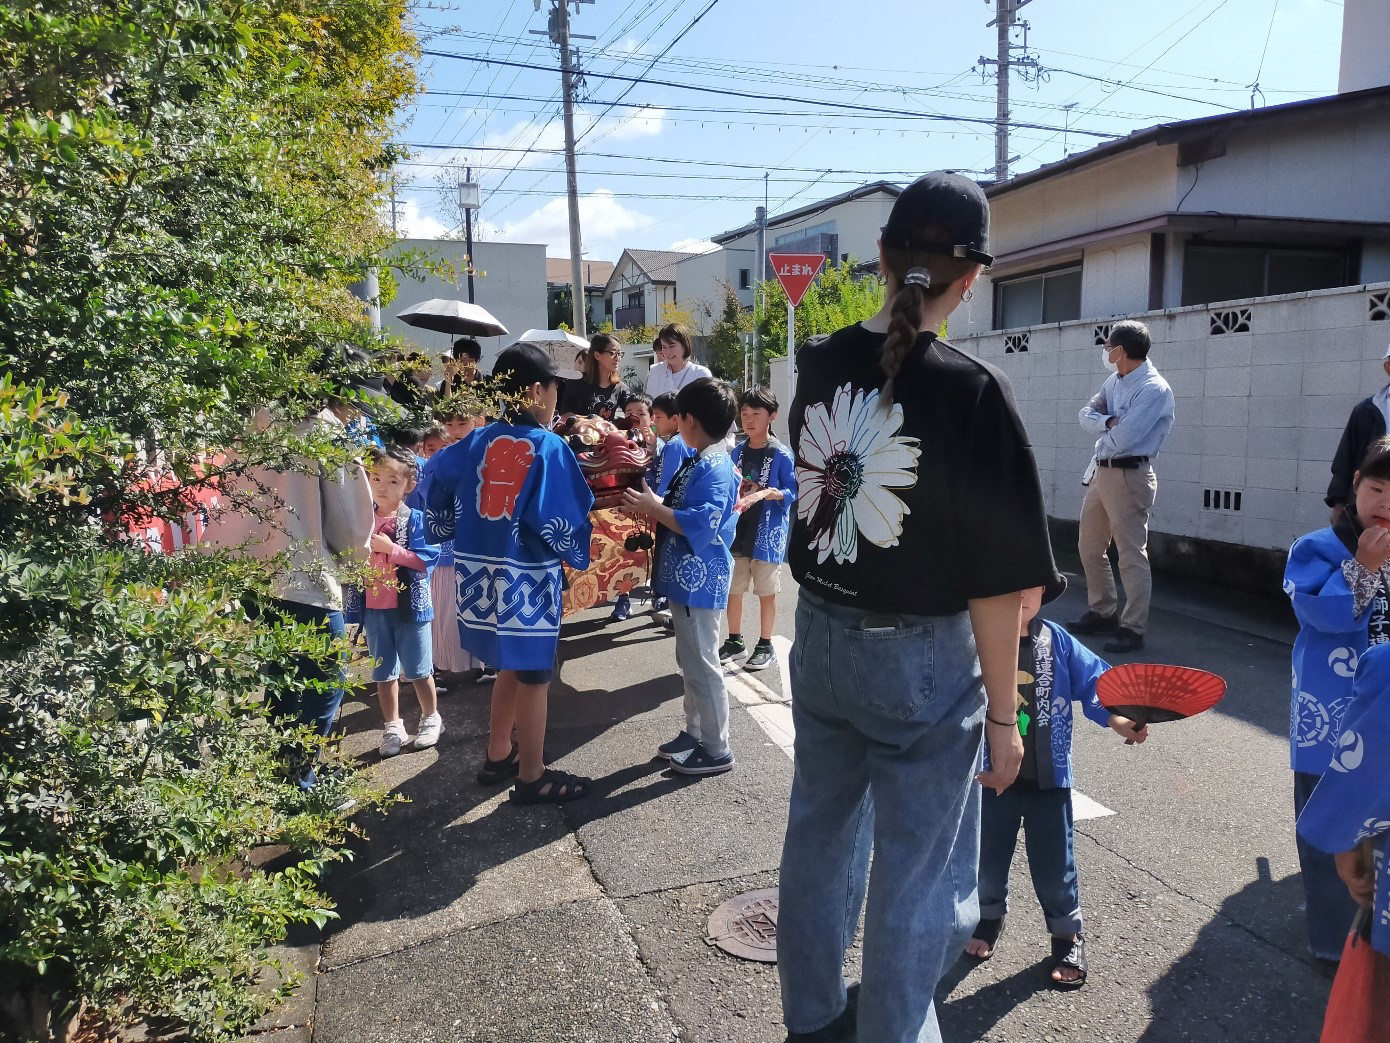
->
[768,253,826,308]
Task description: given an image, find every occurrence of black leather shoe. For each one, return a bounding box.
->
[1104,627,1145,653]
[1068,610,1120,635]
[785,987,858,1042]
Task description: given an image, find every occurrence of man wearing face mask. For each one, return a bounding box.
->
[1070,320,1175,653]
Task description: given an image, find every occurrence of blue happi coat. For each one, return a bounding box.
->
[649,432,693,495]
[653,444,739,611]
[343,503,439,624]
[731,437,798,565]
[413,429,484,569]
[1285,520,1390,775]
[981,619,1113,790]
[425,415,593,671]
[1298,641,1390,957]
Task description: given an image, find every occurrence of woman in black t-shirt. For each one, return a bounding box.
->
[559,332,634,421]
[776,173,1058,1043]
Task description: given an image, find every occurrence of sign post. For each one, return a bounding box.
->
[767,252,826,408]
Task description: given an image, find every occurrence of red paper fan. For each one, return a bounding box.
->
[1096,663,1227,729]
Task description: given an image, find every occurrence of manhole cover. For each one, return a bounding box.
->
[705,887,779,962]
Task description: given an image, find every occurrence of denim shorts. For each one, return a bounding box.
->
[362,608,433,682]
[516,668,552,684]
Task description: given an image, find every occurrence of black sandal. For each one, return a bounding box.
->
[476,746,520,786]
[1049,935,1088,989]
[509,768,590,805]
[966,916,1005,962]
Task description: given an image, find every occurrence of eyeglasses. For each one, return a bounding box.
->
[602,349,624,359]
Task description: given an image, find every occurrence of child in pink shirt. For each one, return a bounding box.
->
[347,445,442,757]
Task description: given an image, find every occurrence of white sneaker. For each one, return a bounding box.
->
[413,712,444,749]
[653,609,673,627]
[379,719,407,758]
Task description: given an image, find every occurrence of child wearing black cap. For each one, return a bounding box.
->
[965,577,1148,989]
[425,341,596,803]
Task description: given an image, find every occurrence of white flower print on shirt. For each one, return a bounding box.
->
[797,383,921,564]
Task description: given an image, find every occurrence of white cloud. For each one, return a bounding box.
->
[669,238,719,254]
[408,105,665,175]
[479,188,649,256]
[394,196,451,240]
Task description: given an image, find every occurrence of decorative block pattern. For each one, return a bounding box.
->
[1093,322,1114,347]
[1371,290,1390,322]
[1004,332,1030,354]
[1203,488,1243,512]
[1209,307,1252,335]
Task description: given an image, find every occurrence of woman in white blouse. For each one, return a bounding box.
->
[644,322,711,398]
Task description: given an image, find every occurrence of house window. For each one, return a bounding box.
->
[992,265,1083,330]
[739,268,751,290]
[626,291,642,309]
[604,297,613,315]
[774,220,836,246]
[1181,243,1353,306]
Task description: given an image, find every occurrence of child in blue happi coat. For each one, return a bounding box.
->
[621,378,741,776]
[425,343,595,804]
[644,391,694,627]
[721,386,797,672]
[1298,641,1390,997]
[965,576,1149,989]
[344,444,442,758]
[1284,435,1390,959]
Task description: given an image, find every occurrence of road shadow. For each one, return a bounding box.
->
[936,956,1053,1040]
[1137,865,1329,1042]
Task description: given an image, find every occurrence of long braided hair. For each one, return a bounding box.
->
[877,223,977,408]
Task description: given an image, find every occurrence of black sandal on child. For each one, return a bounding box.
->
[966,916,1006,962]
[509,768,591,805]
[1049,935,1088,989]
[476,746,520,786]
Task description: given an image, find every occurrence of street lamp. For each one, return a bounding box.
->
[458,171,480,303]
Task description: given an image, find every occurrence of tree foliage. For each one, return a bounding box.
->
[706,283,751,384]
[0,0,417,1037]
[755,259,885,358]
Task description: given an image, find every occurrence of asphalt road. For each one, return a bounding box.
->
[273,563,1330,1043]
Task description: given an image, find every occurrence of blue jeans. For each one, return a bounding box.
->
[258,598,349,738]
[1294,771,1360,960]
[777,591,985,1043]
[362,608,433,682]
[978,781,1083,937]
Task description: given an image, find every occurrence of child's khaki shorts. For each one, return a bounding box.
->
[731,555,781,597]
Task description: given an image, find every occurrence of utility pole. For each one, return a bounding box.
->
[388,176,405,239]
[978,0,1040,183]
[754,198,767,385]
[463,166,476,303]
[535,0,595,337]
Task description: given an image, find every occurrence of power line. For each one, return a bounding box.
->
[574,0,721,146]
[417,50,1126,138]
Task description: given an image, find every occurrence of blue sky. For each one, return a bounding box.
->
[394,0,1346,261]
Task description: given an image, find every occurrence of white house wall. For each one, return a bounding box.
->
[949,282,1390,553]
[386,239,547,370]
[675,248,744,334]
[1080,237,1152,320]
[987,148,1179,257]
[1178,118,1390,224]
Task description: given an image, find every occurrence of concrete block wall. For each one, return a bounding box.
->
[949,281,1390,557]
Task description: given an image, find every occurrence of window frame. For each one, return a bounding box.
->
[1180,240,1356,307]
[991,261,1084,331]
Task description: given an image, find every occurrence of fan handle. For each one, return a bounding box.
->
[1123,708,1149,747]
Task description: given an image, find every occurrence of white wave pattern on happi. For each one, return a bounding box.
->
[797,383,921,565]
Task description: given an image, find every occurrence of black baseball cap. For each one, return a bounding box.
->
[493,341,560,392]
[881,171,994,267]
[1042,570,1068,605]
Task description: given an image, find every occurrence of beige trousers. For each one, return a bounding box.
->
[1078,463,1158,634]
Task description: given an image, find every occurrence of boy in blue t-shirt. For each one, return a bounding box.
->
[621,378,740,776]
[721,386,797,671]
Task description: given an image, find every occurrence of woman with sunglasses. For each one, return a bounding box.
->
[560,333,635,422]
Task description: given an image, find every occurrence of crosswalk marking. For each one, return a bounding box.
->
[727,639,1118,821]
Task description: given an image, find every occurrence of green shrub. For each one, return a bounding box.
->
[0,0,418,1037]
